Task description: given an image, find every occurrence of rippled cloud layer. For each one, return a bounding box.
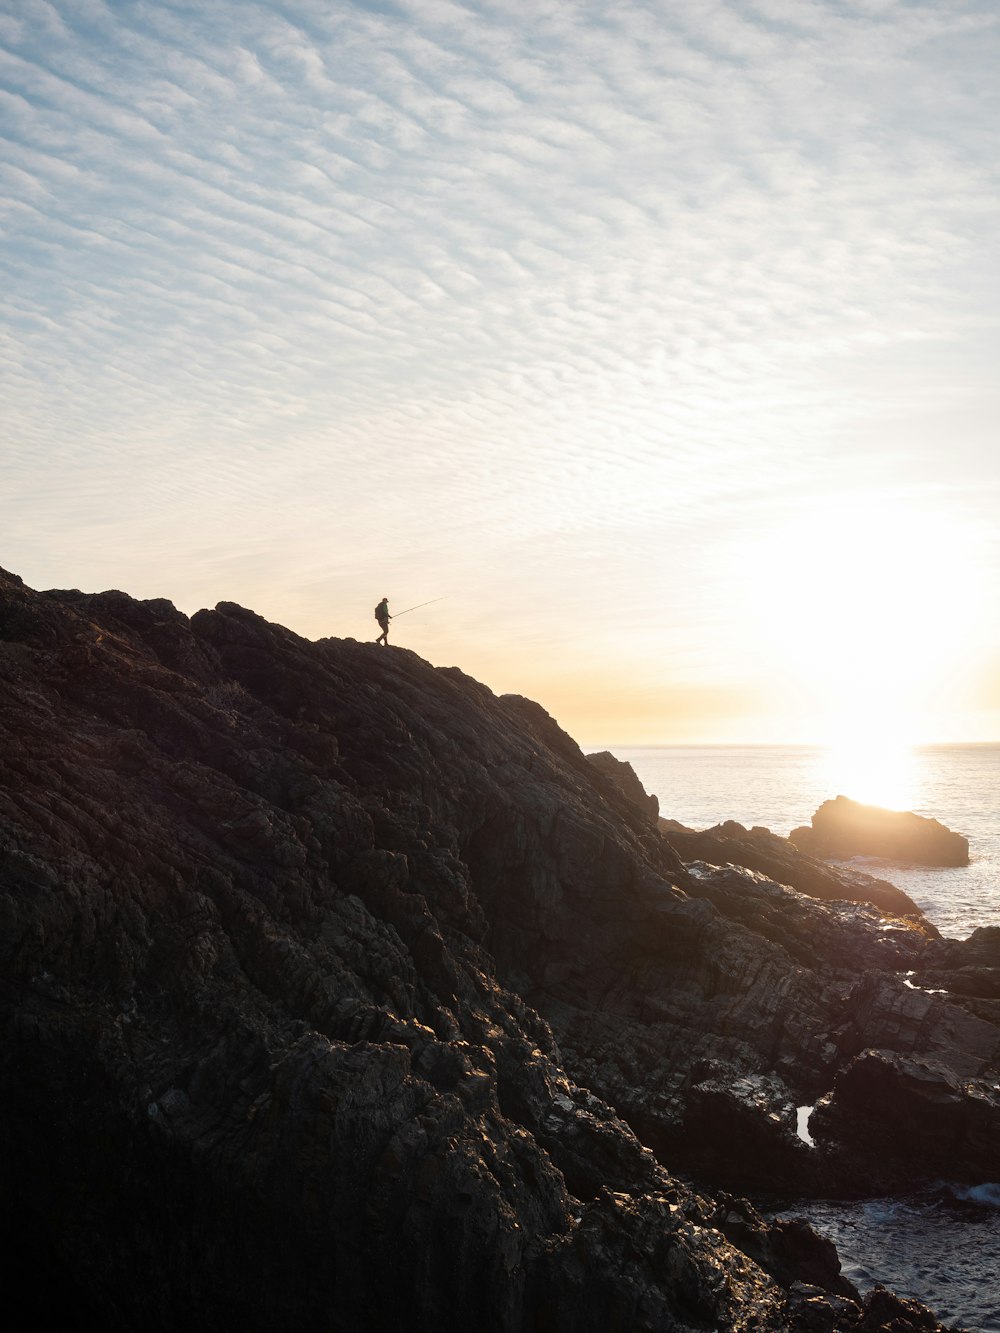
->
[3,0,999,738]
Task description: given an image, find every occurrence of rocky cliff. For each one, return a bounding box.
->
[2,567,995,1331]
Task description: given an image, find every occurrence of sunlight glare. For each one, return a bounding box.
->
[819,726,917,812]
[731,500,984,744]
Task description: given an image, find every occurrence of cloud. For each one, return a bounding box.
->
[2,0,999,737]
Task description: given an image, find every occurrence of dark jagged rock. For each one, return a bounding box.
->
[660,819,926,920]
[905,926,1000,1017]
[0,567,976,1330]
[717,1197,858,1300]
[586,750,660,824]
[811,1048,1000,1187]
[789,796,969,867]
[915,924,1000,997]
[933,924,1000,968]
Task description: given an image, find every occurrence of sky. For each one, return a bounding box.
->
[3,0,1000,746]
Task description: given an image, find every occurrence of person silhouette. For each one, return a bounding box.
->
[374,597,391,645]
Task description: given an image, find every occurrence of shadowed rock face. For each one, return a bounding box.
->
[0,567,988,1331]
[659,819,926,920]
[790,796,970,867]
[586,750,660,824]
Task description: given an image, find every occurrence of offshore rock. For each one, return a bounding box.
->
[789,796,969,867]
[0,567,974,1331]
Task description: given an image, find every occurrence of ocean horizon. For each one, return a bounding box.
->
[603,742,1000,942]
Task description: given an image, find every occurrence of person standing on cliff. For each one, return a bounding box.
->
[374,597,391,645]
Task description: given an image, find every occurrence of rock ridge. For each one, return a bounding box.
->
[1,566,991,1330]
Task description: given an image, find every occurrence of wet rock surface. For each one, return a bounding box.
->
[915,925,1000,1001]
[0,567,985,1330]
[778,1188,1000,1333]
[789,796,969,867]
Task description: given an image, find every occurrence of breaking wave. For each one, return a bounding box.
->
[777,1187,1000,1331]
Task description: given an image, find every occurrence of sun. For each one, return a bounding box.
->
[730,497,984,746]
[818,721,918,811]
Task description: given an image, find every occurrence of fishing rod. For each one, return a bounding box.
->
[392,597,447,619]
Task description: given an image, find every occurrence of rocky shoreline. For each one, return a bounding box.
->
[3,566,998,1330]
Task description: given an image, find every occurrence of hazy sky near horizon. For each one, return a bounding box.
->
[4,0,1000,744]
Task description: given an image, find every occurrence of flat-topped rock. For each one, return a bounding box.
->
[789,795,969,867]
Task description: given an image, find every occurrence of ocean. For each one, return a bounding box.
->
[605,744,1000,1331]
[610,744,1000,940]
